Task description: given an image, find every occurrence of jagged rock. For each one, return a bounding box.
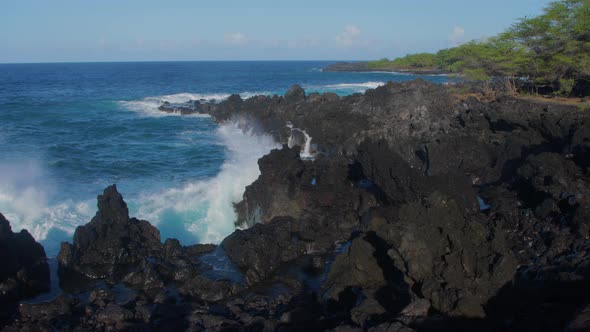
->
[56,185,240,303]
[206,81,589,329]
[177,274,241,302]
[95,303,134,327]
[236,145,370,230]
[400,299,431,318]
[356,139,479,210]
[57,185,162,281]
[222,216,307,284]
[87,289,115,307]
[13,295,79,329]
[566,304,590,332]
[368,191,518,318]
[515,152,590,231]
[350,297,387,327]
[228,145,374,285]
[0,213,49,325]
[235,146,306,226]
[324,237,386,300]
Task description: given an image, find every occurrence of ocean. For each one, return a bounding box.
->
[0,61,453,256]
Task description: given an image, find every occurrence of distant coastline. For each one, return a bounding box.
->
[323,61,450,76]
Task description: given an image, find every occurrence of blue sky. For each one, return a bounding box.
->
[0,0,553,63]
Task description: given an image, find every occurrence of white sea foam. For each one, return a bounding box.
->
[0,161,93,255]
[134,121,279,244]
[120,91,270,117]
[299,131,313,160]
[0,121,278,253]
[120,93,228,117]
[286,122,314,160]
[304,81,386,95]
[324,81,386,90]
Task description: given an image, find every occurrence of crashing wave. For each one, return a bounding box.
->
[0,161,94,256]
[0,121,278,254]
[133,121,278,244]
[120,91,270,117]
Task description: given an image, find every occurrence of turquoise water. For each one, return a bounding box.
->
[0,61,453,256]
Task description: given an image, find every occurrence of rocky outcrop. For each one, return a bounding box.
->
[235,145,374,228]
[284,84,306,103]
[56,185,240,302]
[367,191,517,318]
[57,185,162,280]
[316,139,517,327]
[224,144,379,286]
[0,213,49,326]
[222,216,307,285]
[207,81,589,330]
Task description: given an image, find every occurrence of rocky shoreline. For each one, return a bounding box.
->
[2,80,590,331]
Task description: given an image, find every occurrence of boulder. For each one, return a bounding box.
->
[284,84,306,103]
[222,216,306,285]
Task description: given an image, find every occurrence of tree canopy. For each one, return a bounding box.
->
[369,0,590,95]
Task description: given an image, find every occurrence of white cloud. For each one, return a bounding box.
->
[335,25,361,47]
[224,32,248,45]
[449,26,465,46]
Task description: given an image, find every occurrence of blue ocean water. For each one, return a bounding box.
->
[0,61,453,256]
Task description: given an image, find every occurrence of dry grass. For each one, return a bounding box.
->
[516,94,590,109]
[449,87,590,111]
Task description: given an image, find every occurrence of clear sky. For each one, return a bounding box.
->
[0,0,553,63]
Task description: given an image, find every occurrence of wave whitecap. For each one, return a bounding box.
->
[120,91,270,117]
[119,93,228,117]
[324,81,386,90]
[304,81,386,95]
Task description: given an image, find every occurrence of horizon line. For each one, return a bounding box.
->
[0,59,368,65]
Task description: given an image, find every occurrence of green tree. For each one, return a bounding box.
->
[509,0,590,94]
[370,0,590,96]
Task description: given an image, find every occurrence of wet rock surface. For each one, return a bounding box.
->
[3,80,590,331]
